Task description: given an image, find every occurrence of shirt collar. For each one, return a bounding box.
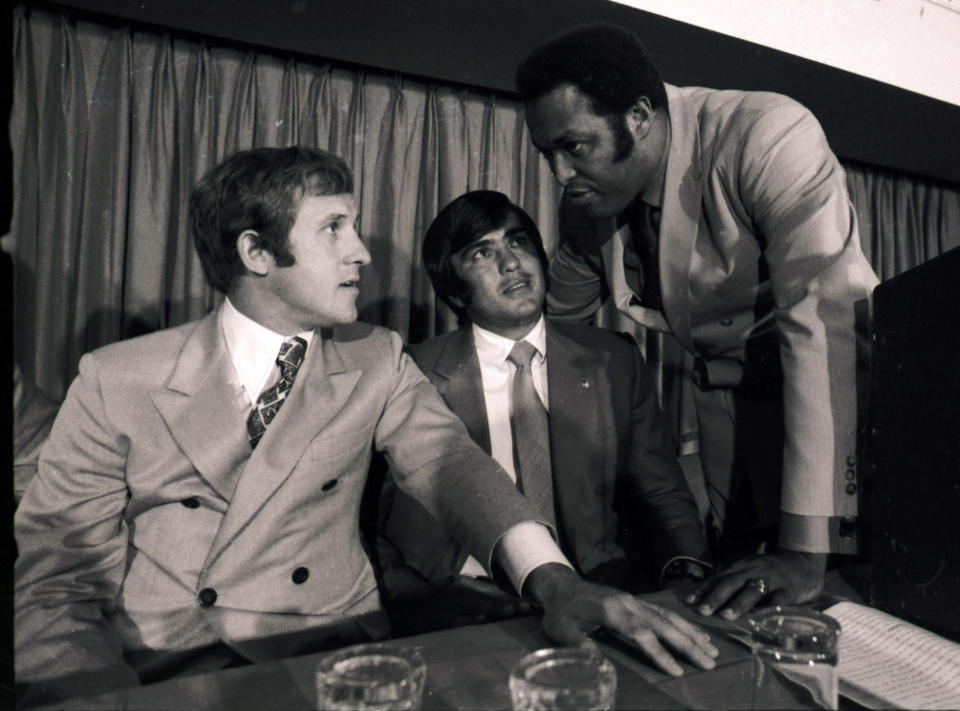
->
[221,297,315,404]
[472,315,547,368]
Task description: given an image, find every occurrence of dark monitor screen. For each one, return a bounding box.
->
[866,245,960,640]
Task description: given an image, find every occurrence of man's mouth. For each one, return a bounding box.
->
[339,278,360,289]
[565,186,594,202]
[502,278,531,295]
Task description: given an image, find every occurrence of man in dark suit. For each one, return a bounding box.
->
[516,25,879,620]
[379,190,712,631]
[15,148,718,704]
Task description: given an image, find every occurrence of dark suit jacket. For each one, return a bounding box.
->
[380,320,709,592]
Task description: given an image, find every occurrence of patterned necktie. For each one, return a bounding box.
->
[507,341,555,526]
[246,336,308,449]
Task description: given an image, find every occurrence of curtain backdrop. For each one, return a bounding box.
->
[11,7,960,455]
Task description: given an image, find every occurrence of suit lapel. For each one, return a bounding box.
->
[150,311,252,502]
[431,329,491,454]
[545,323,600,549]
[205,333,362,566]
[657,84,704,352]
[602,222,670,333]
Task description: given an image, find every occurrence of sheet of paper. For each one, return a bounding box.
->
[825,601,960,710]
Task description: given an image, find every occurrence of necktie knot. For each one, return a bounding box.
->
[247,337,308,449]
[507,340,539,370]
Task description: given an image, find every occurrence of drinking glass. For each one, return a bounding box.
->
[315,642,426,710]
[749,607,841,710]
[509,647,617,710]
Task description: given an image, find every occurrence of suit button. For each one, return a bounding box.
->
[845,483,857,495]
[839,517,856,538]
[321,479,339,492]
[198,588,218,607]
[720,318,733,326]
[292,567,310,584]
[845,469,856,481]
[846,455,856,467]
[181,497,200,509]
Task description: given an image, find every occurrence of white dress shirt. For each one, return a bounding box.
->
[459,317,571,586]
[221,297,315,406]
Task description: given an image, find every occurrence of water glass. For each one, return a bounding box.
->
[509,647,617,710]
[749,607,841,710]
[315,642,426,710]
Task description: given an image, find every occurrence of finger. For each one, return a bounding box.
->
[602,599,686,676]
[718,582,767,620]
[696,574,756,616]
[655,606,720,659]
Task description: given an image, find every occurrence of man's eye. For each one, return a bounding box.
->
[508,234,529,248]
[566,141,586,156]
[325,220,341,234]
[470,247,492,261]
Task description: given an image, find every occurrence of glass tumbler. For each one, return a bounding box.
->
[749,607,841,710]
[315,642,426,711]
[509,647,617,711]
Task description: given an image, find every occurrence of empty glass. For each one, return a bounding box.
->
[749,607,841,710]
[509,647,617,710]
[315,643,426,710]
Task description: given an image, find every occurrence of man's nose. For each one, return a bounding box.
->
[499,248,520,272]
[347,230,371,266]
[551,154,577,185]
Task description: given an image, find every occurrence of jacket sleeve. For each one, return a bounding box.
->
[619,344,711,578]
[15,355,142,703]
[737,97,879,553]
[371,333,549,576]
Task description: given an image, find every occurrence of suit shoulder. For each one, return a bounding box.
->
[85,319,201,374]
[406,330,462,371]
[550,321,637,355]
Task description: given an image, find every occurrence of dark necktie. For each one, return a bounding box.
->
[507,341,555,526]
[626,200,663,311]
[246,336,308,449]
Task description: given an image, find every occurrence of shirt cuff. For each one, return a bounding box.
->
[495,521,574,595]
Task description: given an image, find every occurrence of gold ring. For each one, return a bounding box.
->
[747,577,768,595]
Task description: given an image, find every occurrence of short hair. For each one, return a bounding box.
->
[515,24,668,115]
[423,190,548,322]
[190,146,354,294]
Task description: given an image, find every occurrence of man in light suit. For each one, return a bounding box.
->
[516,26,880,620]
[378,191,712,633]
[14,147,718,704]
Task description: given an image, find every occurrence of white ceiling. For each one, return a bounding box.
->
[612,0,960,107]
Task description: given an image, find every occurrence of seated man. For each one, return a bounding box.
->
[14,148,718,704]
[379,190,712,632]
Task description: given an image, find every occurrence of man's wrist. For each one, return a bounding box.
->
[660,557,712,587]
[523,562,581,607]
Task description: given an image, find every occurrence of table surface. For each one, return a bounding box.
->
[33,579,866,711]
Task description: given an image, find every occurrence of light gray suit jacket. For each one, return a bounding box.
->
[15,308,541,697]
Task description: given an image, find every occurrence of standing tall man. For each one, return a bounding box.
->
[516,25,879,620]
[378,191,711,630]
[15,147,717,705]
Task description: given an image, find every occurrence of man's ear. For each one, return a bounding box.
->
[626,95,655,141]
[236,230,271,276]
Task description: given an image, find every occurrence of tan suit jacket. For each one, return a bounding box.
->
[15,309,539,697]
[547,85,880,553]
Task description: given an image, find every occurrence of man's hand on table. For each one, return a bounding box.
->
[685,549,827,620]
[525,563,719,677]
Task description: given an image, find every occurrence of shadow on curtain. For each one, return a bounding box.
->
[10,6,960,457]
